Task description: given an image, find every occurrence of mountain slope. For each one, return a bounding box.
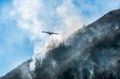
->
[1,9,120,79]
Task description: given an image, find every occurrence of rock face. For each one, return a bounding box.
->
[1,9,120,79]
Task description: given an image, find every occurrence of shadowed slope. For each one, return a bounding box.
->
[1,9,120,79]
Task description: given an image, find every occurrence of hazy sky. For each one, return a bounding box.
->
[0,0,120,76]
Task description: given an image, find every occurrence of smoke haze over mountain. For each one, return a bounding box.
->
[11,0,85,72]
[1,9,120,79]
[1,0,120,76]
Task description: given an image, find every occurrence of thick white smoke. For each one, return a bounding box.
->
[11,0,85,72]
[56,0,84,34]
[29,34,64,71]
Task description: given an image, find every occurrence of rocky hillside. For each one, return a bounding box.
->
[1,9,120,79]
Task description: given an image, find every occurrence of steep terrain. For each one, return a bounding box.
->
[1,9,120,79]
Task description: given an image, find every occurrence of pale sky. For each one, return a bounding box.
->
[0,0,120,76]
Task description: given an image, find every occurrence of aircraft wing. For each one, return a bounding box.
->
[51,32,59,35]
[42,31,49,33]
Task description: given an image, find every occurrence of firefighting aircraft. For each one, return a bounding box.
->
[42,31,59,35]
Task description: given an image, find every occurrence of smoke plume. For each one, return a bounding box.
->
[11,0,85,72]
